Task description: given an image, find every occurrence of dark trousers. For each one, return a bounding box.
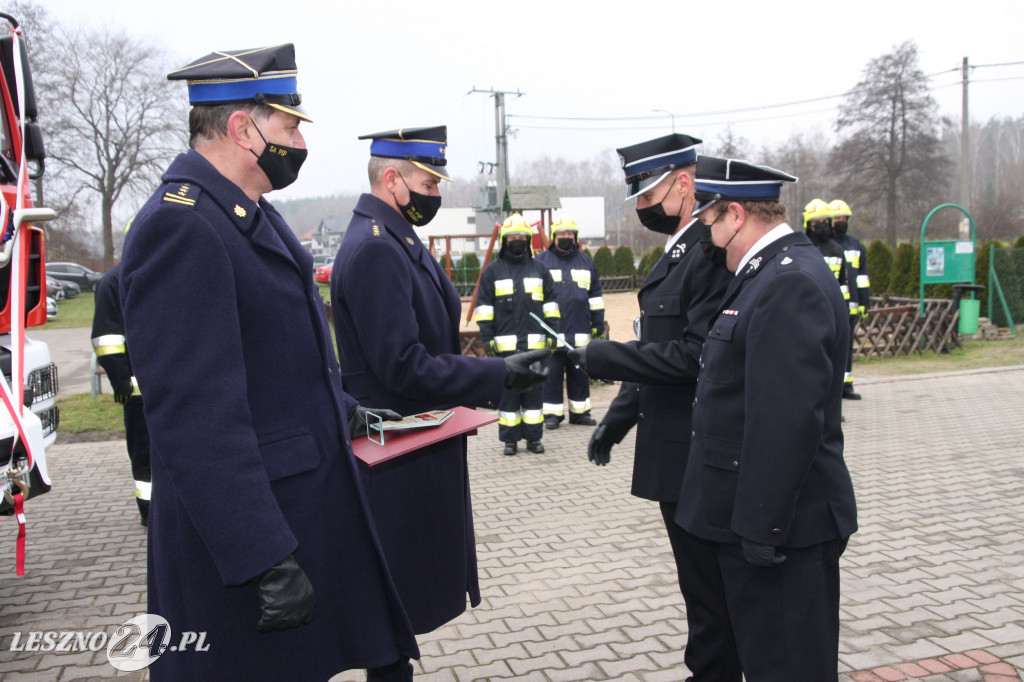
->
[542,351,592,423]
[718,538,848,682]
[498,383,543,443]
[659,503,742,682]
[845,316,858,386]
[366,657,413,681]
[124,398,152,522]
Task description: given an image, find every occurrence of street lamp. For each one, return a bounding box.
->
[651,108,675,133]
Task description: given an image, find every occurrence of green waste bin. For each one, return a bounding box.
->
[959,298,980,334]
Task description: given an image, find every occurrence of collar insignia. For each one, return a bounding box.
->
[780,256,793,265]
[406,237,415,245]
[746,256,762,274]
[234,205,247,218]
[372,224,381,237]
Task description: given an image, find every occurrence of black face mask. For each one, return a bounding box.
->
[806,223,832,244]
[250,119,307,190]
[397,175,442,226]
[832,219,848,236]
[556,237,575,252]
[636,177,683,235]
[700,231,728,268]
[504,239,529,257]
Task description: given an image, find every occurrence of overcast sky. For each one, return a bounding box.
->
[31,0,1024,201]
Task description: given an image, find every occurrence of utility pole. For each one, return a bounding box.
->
[469,87,524,223]
[960,57,970,233]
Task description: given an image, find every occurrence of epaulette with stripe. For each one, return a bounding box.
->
[161,183,201,207]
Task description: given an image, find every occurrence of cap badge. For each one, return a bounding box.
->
[234,205,247,218]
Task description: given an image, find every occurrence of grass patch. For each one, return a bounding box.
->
[857,332,1024,377]
[41,291,96,330]
[56,392,124,435]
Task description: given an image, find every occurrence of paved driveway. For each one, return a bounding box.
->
[1,368,1022,680]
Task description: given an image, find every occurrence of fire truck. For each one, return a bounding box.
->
[0,11,59,571]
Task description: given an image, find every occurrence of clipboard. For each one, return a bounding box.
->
[351,406,498,467]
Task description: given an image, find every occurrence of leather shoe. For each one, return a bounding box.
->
[543,416,560,430]
[526,440,544,454]
[842,388,862,400]
[502,442,517,456]
[570,415,597,426]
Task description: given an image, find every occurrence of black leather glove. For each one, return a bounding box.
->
[253,554,315,632]
[567,345,587,372]
[112,381,133,405]
[504,349,550,392]
[348,405,402,439]
[740,539,787,567]
[588,423,614,466]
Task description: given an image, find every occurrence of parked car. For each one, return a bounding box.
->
[314,264,332,284]
[46,277,64,300]
[46,296,57,320]
[47,276,79,299]
[47,261,103,291]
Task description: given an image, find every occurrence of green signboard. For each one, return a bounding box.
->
[919,204,976,314]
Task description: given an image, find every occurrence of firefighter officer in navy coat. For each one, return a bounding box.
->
[120,45,418,680]
[330,127,549,639]
[568,135,741,681]
[675,157,858,681]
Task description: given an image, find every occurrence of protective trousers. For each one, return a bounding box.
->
[542,351,592,424]
[123,398,152,524]
[498,383,543,443]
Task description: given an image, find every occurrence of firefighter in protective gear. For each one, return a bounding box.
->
[476,214,560,455]
[803,199,852,312]
[90,263,151,526]
[828,199,868,400]
[535,216,604,429]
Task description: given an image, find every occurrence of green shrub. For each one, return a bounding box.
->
[636,247,661,279]
[865,240,893,296]
[613,246,636,277]
[889,243,917,297]
[593,246,615,276]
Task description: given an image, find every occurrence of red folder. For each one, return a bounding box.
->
[351,406,498,467]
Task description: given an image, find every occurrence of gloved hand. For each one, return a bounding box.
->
[567,345,587,372]
[112,381,133,405]
[740,539,787,567]
[348,405,403,439]
[591,326,603,340]
[504,349,550,392]
[483,339,498,357]
[254,554,315,632]
[588,423,614,466]
[859,305,868,320]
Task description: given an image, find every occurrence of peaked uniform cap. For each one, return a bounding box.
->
[616,133,702,201]
[167,43,311,122]
[358,126,450,181]
[692,156,797,215]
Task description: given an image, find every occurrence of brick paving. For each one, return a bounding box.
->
[1,366,1022,680]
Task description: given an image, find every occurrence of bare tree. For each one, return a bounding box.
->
[831,41,948,248]
[32,23,186,268]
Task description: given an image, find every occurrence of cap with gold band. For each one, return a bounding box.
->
[359,126,450,181]
[167,43,311,123]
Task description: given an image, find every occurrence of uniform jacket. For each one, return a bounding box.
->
[836,233,870,312]
[91,264,134,390]
[535,244,604,348]
[810,233,855,315]
[121,151,417,680]
[475,249,560,353]
[331,192,506,634]
[675,229,858,548]
[586,221,731,501]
